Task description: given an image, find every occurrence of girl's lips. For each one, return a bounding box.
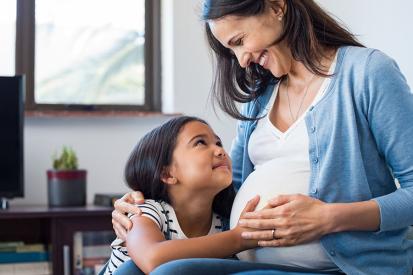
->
[214,165,231,173]
[212,161,229,169]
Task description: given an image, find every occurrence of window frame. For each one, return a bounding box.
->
[15,0,161,113]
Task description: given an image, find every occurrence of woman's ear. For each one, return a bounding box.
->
[268,0,286,19]
[160,167,178,185]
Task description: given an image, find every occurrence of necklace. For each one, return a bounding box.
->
[285,74,316,122]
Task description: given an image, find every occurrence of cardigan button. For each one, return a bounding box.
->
[329,250,336,256]
[313,158,319,164]
[310,126,316,133]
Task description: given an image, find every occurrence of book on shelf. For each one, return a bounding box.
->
[0,242,24,251]
[73,232,83,272]
[0,261,51,275]
[83,257,108,269]
[83,245,112,259]
[0,251,49,264]
[0,242,48,265]
[0,243,45,253]
[73,231,115,275]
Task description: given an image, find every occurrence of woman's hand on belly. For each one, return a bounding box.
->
[238,194,331,247]
[232,195,262,250]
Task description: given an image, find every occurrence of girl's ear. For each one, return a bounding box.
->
[160,167,178,185]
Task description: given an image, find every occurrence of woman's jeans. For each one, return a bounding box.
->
[112,259,145,275]
[115,258,340,275]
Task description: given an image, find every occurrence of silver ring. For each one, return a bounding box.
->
[271,229,276,239]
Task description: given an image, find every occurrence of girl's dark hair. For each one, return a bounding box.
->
[203,0,364,120]
[125,116,235,218]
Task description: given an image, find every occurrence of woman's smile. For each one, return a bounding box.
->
[258,50,269,69]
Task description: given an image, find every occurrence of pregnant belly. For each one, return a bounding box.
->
[229,163,334,269]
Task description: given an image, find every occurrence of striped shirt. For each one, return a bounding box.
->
[103,199,224,274]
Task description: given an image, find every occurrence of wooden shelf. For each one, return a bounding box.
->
[0,205,113,275]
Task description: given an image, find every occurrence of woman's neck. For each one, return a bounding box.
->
[169,190,215,238]
[288,47,337,87]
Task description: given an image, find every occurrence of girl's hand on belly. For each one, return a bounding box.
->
[238,194,332,247]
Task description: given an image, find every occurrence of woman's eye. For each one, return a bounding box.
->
[216,141,223,147]
[234,38,243,46]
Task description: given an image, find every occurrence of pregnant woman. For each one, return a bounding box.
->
[111,0,413,274]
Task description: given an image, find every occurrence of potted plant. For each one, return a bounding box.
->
[47,146,87,207]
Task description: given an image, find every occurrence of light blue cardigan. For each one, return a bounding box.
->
[230,46,413,274]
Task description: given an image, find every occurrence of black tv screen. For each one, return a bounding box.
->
[0,76,24,198]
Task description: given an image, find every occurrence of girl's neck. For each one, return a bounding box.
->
[169,191,215,238]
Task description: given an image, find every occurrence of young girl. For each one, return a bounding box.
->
[103,116,258,274]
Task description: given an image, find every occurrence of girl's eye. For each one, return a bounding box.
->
[195,139,207,146]
[216,141,223,147]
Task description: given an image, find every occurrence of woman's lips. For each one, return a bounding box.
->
[258,50,269,69]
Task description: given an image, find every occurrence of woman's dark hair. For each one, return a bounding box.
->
[203,0,364,120]
[125,116,235,218]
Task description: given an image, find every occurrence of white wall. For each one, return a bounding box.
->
[14,1,413,205]
[316,0,413,87]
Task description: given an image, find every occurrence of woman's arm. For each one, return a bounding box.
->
[324,199,380,233]
[127,196,259,274]
[363,50,413,232]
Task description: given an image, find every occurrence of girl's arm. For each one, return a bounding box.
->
[127,197,259,274]
[127,217,252,273]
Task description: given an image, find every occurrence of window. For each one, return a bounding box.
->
[15,0,161,112]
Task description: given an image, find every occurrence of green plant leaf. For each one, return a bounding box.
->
[52,146,79,170]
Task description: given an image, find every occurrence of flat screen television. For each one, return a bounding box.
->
[0,76,24,205]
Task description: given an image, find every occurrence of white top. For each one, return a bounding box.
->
[248,70,332,167]
[103,199,223,275]
[229,54,339,271]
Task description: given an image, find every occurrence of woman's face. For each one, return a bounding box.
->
[208,6,290,78]
[169,121,232,195]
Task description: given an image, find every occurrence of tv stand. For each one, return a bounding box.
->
[0,197,9,209]
[0,205,113,274]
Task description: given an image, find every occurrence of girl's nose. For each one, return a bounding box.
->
[215,146,226,157]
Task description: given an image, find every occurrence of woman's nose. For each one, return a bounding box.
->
[233,49,251,68]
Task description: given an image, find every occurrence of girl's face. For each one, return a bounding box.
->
[208,5,291,78]
[168,121,232,194]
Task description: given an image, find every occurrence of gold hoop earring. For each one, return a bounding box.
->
[278,15,283,21]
